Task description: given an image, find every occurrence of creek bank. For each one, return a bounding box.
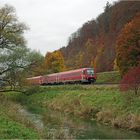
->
[5,85,140,134]
[48,87,140,133]
[15,104,140,139]
[50,102,140,132]
[0,93,40,139]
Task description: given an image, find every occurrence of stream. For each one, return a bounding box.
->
[19,106,140,139]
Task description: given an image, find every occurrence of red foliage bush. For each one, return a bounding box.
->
[119,66,140,95]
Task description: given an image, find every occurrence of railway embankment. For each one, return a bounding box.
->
[5,85,140,133]
[96,71,121,84]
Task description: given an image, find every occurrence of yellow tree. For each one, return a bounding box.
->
[44,51,65,74]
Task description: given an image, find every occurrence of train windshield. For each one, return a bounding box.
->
[87,69,94,75]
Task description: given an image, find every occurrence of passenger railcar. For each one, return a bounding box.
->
[27,68,96,85]
[27,76,43,85]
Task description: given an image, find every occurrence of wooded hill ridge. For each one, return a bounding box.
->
[59,1,140,72]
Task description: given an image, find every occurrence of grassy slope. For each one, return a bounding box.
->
[0,116,38,139]
[0,93,39,139]
[96,71,121,84]
[6,85,140,132]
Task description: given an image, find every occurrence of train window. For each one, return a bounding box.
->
[87,69,94,75]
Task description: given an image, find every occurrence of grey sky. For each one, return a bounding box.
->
[0,0,115,55]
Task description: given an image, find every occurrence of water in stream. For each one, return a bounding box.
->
[20,107,140,139]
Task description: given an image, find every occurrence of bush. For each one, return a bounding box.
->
[119,66,140,95]
[24,86,42,95]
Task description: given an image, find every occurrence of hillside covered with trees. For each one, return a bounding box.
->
[59,1,140,72]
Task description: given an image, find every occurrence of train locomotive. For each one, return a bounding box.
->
[27,68,96,85]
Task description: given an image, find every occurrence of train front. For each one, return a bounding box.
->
[84,68,96,83]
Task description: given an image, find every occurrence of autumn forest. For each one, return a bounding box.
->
[59,1,140,75]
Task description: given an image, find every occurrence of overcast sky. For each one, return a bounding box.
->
[0,0,115,55]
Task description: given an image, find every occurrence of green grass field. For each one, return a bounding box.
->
[0,93,40,139]
[96,71,121,84]
[0,116,39,139]
[5,85,140,132]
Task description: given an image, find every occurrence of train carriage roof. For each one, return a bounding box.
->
[27,76,43,80]
[44,68,94,77]
[27,68,94,79]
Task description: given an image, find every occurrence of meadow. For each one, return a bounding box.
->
[96,71,121,84]
[0,93,40,139]
[4,85,140,134]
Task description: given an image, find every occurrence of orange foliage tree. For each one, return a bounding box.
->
[116,13,140,76]
[44,51,65,74]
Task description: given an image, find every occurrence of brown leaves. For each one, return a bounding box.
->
[116,13,140,76]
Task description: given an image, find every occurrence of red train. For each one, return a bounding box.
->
[27,68,96,85]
